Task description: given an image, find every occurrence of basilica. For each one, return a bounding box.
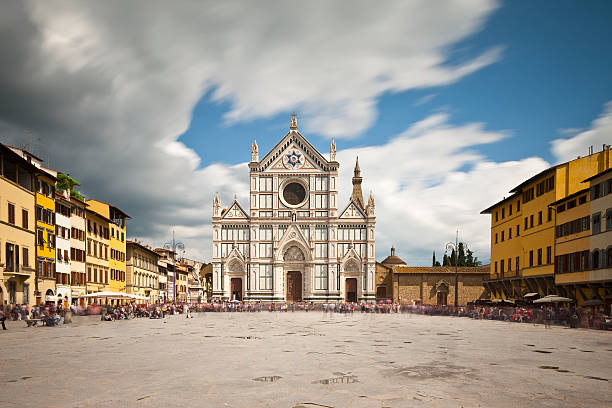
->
[211,115,376,302]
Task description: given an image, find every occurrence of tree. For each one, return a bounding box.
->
[458,242,466,267]
[466,249,482,266]
[433,251,441,267]
[443,254,450,266]
[450,249,457,267]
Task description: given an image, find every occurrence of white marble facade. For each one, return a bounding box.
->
[212,116,376,302]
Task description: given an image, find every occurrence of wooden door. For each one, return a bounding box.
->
[286,271,302,302]
[346,278,357,302]
[231,278,242,301]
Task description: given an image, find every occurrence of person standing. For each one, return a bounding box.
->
[0,308,6,330]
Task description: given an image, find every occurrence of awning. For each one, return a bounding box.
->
[45,294,63,301]
[524,293,540,298]
[533,295,573,303]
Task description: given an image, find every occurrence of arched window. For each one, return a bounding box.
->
[592,250,600,269]
[607,247,612,269]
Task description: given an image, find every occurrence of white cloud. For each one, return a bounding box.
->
[552,101,612,163]
[336,115,549,264]
[0,0,505,262]
[414,94,438,106]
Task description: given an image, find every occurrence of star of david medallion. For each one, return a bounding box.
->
[284,150,303,169]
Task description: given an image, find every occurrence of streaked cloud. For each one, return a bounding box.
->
[552,101,612,163]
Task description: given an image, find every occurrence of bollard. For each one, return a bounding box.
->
[64,310,72,324]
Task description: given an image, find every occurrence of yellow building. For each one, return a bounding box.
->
[0,145,38,306]
[126,241,160,302]
[35,167,58,305]
[550,188,591,304]
[86,200,129,299]
[85,209,110,297]
[175,263,189,302]
[481,146,611,299]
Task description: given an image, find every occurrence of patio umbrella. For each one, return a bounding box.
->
[533,295,573,303]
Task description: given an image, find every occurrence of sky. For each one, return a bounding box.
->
[0,0,611,264]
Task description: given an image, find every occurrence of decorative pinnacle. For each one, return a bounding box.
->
[290,112,298,130]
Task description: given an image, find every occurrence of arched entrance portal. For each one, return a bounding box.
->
[345,278,357,302]
[286,271,302,302]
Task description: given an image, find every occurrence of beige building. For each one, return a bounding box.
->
[0,144,37,306]
[126,241,160,302]
[375,247,489,306]
[583,168,612,312]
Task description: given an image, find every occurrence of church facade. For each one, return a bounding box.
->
[211,115,376,302]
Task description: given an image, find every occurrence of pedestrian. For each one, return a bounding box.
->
[0,308,6,330]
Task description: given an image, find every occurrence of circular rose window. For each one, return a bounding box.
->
[283,182,307,206]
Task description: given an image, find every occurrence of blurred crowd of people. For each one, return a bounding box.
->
[2,299,610,330]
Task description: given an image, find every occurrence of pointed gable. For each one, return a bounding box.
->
[222,200,249,220]
[339,199,366,220]
[275,224,312,262]
[255,131,333,173]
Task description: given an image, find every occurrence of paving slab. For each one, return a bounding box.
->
[0,312,610,407]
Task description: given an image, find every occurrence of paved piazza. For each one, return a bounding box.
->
[1,313,611,408]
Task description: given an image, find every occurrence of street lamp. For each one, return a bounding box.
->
[445,230,469,310]
[164,229,185,303]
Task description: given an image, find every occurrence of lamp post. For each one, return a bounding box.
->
[445,230,469,310]
[164,230,184,303]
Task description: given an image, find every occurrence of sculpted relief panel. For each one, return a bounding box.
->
[284,245,305,262]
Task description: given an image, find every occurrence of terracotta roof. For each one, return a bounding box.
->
[393,265,490,275]
[381,247,406,266]
[381,255,406,266]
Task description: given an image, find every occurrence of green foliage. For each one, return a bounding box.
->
[444,243,482,267]
[56,173,84,201]
[458,242,466,266]
[70,189,84,201]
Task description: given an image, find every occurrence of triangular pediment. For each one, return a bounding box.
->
[275,224,312,262]
[341,247,362,271]
[339,199,366,220]
[221,200,249,220]
[257,131,331,172]
[225,247,246,274]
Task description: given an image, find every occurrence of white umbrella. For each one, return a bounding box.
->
[83,291,129,299]
[533,295,573,303]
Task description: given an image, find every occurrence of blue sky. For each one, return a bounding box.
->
[3,0,611,263]
[180,1,612,167]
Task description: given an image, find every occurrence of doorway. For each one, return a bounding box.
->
[286,271,302,302]
[345,278,357,302]
[230,278,242,301]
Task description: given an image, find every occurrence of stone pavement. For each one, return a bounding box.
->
[0,312,610,407]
